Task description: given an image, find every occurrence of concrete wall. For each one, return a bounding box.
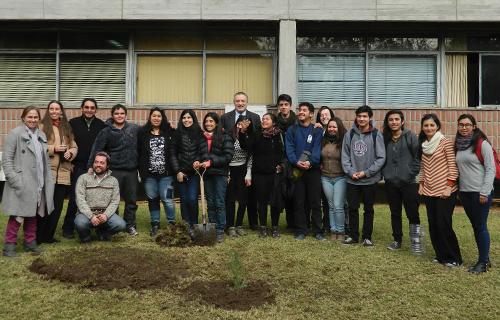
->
[2,0,500,21]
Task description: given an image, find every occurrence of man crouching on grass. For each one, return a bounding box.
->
[74,152,125,243]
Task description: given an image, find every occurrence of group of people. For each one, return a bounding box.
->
[1,92,496,274]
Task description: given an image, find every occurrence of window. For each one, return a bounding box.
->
[481,55,500,105]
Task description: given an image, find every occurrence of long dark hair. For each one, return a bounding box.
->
[40,100,74,143]
[203,112,224,144]
[143,107,171,135]
[177,109,202,136]
[316,106,335,126]
[455,114,489,153]
[418,113,441,159]
[382,109,405,146]
[322,117,346,148]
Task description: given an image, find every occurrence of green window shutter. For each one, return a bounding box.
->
[298,54,365,105]
[59,54,126,105]
[368,55,436,105]
[0,54,56,103]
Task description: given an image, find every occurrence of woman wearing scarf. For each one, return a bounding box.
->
[455,114,496,273]
[320,117,347,240]
[39,100,77,243]
[244,113,285,238]
[2,106,54,257]
[418,113,462,267]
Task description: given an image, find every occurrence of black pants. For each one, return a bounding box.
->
[37,184,70,242]
[254,173,281,227]
[293,169,322,236]
[246,185,258,228]
[112,169,138,229]
[422,192,462,264]
[62,164,87,235]
[385,182,420,243]
[226,165,248,228]
[346,183,376,241]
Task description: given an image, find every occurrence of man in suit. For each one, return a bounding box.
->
[220,92,262,230]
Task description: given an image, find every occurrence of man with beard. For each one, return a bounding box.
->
[74,152,125,243]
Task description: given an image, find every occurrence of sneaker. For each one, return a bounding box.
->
[227,227,237,237]
[294,234,305,241]
[127,226,138,237]
[271,227,280,238]
[387,241,401,250]
[216,233,224,243]
[444,261,462,268]
[235,226,246,236]
[259,226,268,238]
[150,225,159,238]
[315,233,326,241]
[362,239,374,247]
[468,261,488,274]
[342,237,358,245]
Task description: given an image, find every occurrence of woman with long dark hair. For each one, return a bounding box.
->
[38,100,77,243]
[171,109,204,230]
[2,106,54,257]
[197,112,234,242]
[455,114,496,273]
[246,113,285,238]
[225,116,253,237]
[418,113,462,267]
[320,117,347,240]
[137,107,175,237]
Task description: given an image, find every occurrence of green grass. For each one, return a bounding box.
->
[1,202,499,320]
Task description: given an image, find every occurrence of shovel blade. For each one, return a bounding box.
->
[192,223,217,246]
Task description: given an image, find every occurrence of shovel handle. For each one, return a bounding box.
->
[195,167,207,225]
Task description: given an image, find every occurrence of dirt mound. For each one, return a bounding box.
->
[155,222,192,247]
[183,280,276,311]
[29,247,189,290]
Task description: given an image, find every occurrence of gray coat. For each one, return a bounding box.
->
[2,125,54,217]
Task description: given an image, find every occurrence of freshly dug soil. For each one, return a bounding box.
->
[155,222,192,247]
[29,247,189,290]
[183,280,276,311]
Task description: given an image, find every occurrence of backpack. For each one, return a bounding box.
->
[474,138,500,180]
[350,128,378,148]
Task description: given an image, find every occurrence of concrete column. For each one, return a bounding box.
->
[278,20,297,106]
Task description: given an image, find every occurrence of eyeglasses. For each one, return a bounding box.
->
[458,123,473,128]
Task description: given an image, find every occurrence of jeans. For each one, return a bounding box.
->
[143,176,175,224]
[460,191,493,263]
[177,173,199,225]
[111,169,138,229]
[204,175,227,233]
[293,168,322,236]
[62,164,87,234]
[385,182,420,243]
[321,175,347,233]
[422,192,462,264]
[346,183,376,241]
[74,213,126,240]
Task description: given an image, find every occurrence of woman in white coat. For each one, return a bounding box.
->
[2,106,54,257]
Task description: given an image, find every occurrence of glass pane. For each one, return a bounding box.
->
[469,37,500,51]
[368,55,437,105]
[368,38,438,51]
[135,34,203,50]
[481,55,500,105]
[297,54,365,105]
[0,32,56,49]
[297,37,365,51]
[206,55,273,104]
[136,55,202,104]
[206,36,275,50]
[60,32,128,49]
[444,38,468,51]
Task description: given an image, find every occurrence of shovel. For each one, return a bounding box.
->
[192,167,217,246]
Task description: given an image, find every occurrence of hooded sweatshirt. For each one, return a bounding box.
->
[341,120,386,185]
[382,128,420,187]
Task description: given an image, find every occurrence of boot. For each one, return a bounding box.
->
[150,221,160,238]
[409,224,424,256]
[3,243,17,258]
[23,241,42,255]
[259,226,268,238]
[271,226,280,238]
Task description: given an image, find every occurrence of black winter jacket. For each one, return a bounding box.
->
[200,131,234,176]
[248,131,285,175]
[69,116,106,167]
[170,129,204,176]
[137,126,174,178]
[88,119,139,170]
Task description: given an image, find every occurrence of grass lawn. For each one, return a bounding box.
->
[0,202,499,320]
